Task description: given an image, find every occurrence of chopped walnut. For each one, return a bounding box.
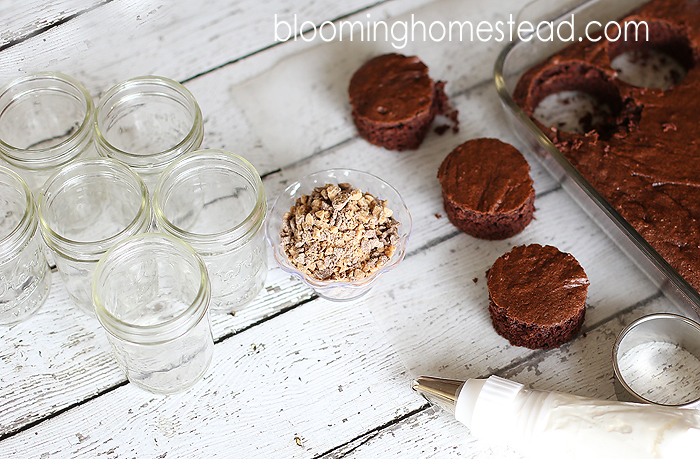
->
[280,183,401,282]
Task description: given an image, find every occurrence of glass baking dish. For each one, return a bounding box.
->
[494,0,700,320]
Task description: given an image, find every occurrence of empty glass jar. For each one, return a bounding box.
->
[0,72,95,195]
[94,76,204,191]
[153,149,267,312]
[0,166,51,324]
[92,233,214,394]
[38,158,151,315]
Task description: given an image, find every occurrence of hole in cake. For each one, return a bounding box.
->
[607,20,694,89]
[529,62,623,135]
[533,91,612,134]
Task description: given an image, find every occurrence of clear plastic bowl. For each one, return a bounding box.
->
[266,169,412,301]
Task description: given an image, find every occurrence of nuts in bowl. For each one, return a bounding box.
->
[266,169,412,301]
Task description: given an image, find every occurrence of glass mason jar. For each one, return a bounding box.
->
[0,72,95,195]
[153,149,268,312]
[94,76,204,191]
[0,166,51,324]
[92,233,214,394]
[38,158,151,316]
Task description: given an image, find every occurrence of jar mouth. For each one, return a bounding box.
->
[0,72,94,169]
[94,76,203,173]
[152,150,266,250]
[37,157,151,262]
[0,166,37,260]
[92,233,211,345]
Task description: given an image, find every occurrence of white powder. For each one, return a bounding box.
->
[617,340,700,405]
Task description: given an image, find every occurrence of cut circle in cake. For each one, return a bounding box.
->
[527,62,625,135]
[607,18,694,89]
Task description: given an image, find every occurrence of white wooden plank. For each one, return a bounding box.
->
[257,79,563,254]
[0,0,435,91]
[0,261,313,436]
[0,273,121,437]
[0,74,549,437]
[0,0,450,434]
[498,295,677,399]
[329,406,522,459]
[1,1,687,458]
[0,1,106,48]
[362,188,663,380]
[329,296,671,459]
[0,53,655,439]
[192,0,536,175]
[0,299,422,458]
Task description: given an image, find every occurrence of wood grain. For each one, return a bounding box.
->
[0,299,421,458]
[0,0,690,457]
[0,1,107,49]
[0,0,435,91]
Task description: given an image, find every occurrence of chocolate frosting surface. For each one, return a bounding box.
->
[438,138,534,213]
[349,53,434,123]
[487,244,589,326]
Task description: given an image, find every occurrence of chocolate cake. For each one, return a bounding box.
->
[487,244,589,349]
[437,138,535,240]
[348,53,457,151]
[513,0,700,293]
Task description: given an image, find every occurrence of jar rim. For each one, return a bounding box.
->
[0,166,36,259]
[152,149,266,249]
[37,157,151,262]
[92,233,211,345]
[93,75,203,170]
[0,72,95,168]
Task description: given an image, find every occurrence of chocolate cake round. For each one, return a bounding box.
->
[348,53,453,151]
[487,244,589,349]
[437,138,535,240]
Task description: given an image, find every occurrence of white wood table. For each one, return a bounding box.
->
[0,0,688,457]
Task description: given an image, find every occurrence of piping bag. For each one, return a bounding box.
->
[412,375,700,458]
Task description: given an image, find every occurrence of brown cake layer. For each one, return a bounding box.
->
[349,53,457,151]
[437,138,535,240]
[513,0,700,293]
[487,244,589,349]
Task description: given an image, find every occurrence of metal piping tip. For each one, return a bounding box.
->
[412,376,465,413]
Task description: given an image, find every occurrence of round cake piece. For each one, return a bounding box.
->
[437,138,535,240]
[348,53,455,151]
[487,244,589,349]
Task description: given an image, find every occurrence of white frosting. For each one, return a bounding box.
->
[460,376,700,459]
[525,393,700,458]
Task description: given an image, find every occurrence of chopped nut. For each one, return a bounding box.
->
[279,183,401,282]
[332,192,351,210]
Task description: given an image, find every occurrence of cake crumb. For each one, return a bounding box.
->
[434,124,450,135]
[472,277,478,283]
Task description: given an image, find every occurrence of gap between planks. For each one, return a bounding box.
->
[0,0,661,451]
[313,289,667,459]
